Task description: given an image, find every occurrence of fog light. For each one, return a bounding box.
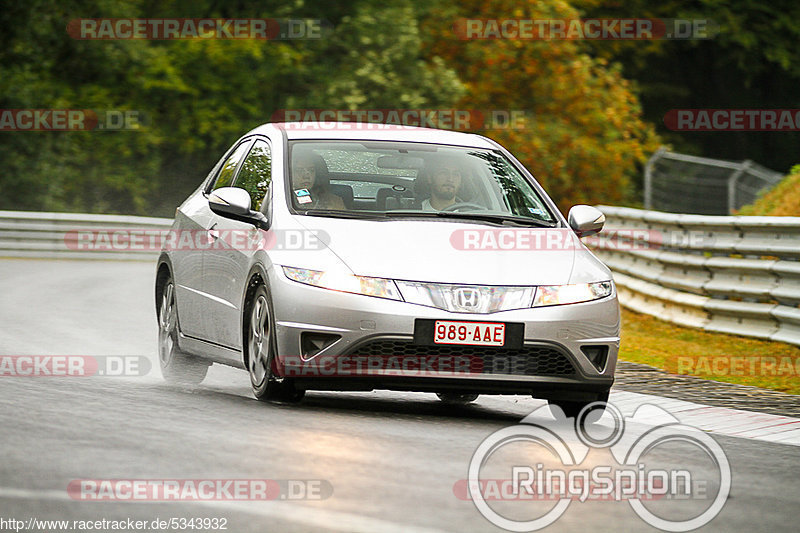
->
[301,332,341,358]
[581,345,609,372]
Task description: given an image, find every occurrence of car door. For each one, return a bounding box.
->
[202,137,273,350]
[175,138,253,342]
[171,190,214,340]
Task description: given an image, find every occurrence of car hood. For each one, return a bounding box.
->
[294,216,581,286]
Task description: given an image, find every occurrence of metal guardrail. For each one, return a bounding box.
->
[0,210,172,261]
[592,206,800,347]
[3,208,799,347]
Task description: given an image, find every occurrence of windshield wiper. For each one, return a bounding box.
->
[298,209,383,220]
[301,209,557,227]
[436,212,556,227]
[383,210,556,227]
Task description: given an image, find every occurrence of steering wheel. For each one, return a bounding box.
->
[440,202,487,213]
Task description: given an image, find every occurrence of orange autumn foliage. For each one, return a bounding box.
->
[422,0,660,212]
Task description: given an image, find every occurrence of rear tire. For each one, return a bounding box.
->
[158,276,210,385]
[246,283,304,403]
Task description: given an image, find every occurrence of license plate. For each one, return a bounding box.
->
[433,320,505,346]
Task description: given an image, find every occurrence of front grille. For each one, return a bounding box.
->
[348,340,576,377]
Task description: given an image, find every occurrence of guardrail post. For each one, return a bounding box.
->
[727,160,752,214]
[643,146,666,210]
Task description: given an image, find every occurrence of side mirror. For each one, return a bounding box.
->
[568,205,605,237]
[208,187,269,230]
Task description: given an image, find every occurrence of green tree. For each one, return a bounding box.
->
[295,1,463,109]
[574,0,800,173]
[0,0,461,215]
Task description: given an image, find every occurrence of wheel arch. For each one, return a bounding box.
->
[241,262,272,369]
[155,253,174,319]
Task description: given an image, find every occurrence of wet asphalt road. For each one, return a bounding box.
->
[0,259,798,533]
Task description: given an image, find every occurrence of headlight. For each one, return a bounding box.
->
[282,266,402,301]
[532,281,613,307]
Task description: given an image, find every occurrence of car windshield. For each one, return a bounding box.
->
[287,140,557,224]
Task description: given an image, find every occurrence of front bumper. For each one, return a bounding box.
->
[268,267,619,398]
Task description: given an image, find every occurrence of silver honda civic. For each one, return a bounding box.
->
[155,122,619,415]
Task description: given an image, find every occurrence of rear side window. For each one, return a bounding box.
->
[211,140,252,191]
[235,139,272,211]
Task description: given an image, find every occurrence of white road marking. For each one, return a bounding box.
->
[609,391,800,446]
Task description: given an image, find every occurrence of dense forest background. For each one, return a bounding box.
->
[1,0,798,216]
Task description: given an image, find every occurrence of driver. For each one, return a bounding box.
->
[291,150,345,210]
[421,158,463,211]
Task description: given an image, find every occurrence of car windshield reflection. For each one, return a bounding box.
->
[287,140,556,224]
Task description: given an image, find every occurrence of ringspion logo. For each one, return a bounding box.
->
[462,402,730,531]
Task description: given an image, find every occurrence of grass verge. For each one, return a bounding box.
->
[619,308,800,394]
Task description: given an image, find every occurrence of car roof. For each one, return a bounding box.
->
[246,122,499,149]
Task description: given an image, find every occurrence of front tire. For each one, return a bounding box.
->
[158,277,210,385]
[246,283,304,403]
[547,391,609,419]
